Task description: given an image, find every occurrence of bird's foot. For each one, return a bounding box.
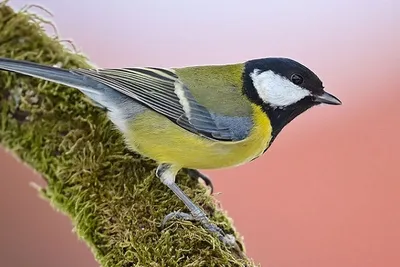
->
[185,169,214,194]
[157,164,241,252]
[161,211,238,250]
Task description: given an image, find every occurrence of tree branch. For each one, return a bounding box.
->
[0,1,255,266]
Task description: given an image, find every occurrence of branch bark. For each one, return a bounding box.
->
[0,2,255,266]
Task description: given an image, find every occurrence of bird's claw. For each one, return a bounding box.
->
[161,211,238,249]
[186,169,214,194]
[161,211,195,228]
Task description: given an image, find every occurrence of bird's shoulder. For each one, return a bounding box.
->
[172,63,253,117]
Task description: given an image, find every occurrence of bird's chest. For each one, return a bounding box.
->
[222,109,273,166]
[211,128,272,168]
[125,107,272,169]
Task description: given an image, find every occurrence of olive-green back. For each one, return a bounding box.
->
[173,63,252,117]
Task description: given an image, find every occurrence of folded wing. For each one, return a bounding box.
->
[74,67,235,141]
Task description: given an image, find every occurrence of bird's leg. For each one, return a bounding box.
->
[184,168,214,194]
[156,164,237,248]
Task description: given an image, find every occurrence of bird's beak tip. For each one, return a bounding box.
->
[315,91,342,105]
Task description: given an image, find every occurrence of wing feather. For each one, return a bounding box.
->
[73,67,235,140]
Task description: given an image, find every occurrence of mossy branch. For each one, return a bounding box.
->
[0,2,256,266]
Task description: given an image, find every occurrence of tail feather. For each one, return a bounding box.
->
[0,57,109,106]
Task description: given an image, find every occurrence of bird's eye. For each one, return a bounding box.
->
[291,74,304,85]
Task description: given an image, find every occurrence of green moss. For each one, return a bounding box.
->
[0,1,256,266]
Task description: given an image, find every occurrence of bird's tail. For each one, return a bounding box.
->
[0,57,108,107]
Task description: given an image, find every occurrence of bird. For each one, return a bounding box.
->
[0,56,341,249]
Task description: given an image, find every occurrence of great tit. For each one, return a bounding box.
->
[0,57,341,248]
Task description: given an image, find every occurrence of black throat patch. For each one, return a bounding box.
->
[262,100,316,148]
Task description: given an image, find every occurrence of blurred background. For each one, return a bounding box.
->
[0,0,399,266]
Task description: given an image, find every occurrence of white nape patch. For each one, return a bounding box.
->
[174,82,192,119]
[250,69,311,108]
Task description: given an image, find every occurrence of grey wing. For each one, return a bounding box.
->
[73,67,236,141]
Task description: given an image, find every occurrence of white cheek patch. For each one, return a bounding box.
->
[250,69,311,108]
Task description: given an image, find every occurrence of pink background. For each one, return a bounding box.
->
[1,0,399,266]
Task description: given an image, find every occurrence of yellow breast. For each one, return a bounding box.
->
[125,104,272,170]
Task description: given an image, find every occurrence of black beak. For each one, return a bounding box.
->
[314,91,342,105]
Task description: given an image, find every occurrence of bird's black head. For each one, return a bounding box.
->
[242,57,342,144]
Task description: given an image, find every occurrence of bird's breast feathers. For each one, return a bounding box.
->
[124,104,272,170]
